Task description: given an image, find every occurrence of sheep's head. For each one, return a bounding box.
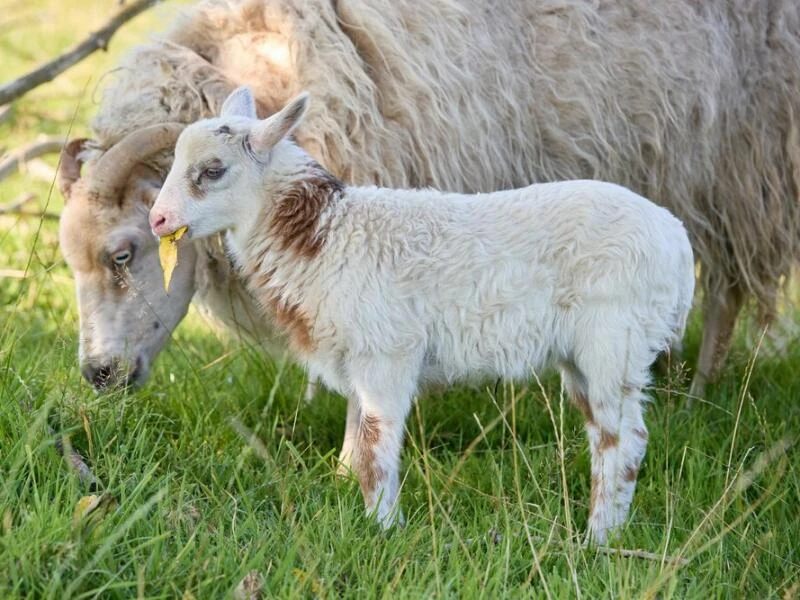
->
[58,124,198,391]
[149,87,310,240]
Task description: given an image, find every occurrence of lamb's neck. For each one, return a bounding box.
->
[231,142,344,350]
[258,142,343,261]
[263,139,320,184]
[227,141,340,256]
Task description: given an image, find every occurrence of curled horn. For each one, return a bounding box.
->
[58,138,90,201]
[89,122,185,201]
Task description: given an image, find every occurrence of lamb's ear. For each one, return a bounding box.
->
[220,86,257,119]
[249,92,310,153]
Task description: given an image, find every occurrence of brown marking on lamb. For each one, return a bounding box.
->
[247,266,316,353]
[571,391,595,424]
[187,158,227,199]
[356,414,384,499]
[270,298,315,352]
[589,472,600,515]
[268,167,343,259]
[252,266,277,291]
[187,176,205,200]
[599,429,619,450]
[623,464,639,482]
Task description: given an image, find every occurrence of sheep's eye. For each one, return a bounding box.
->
[111,249,132,267]
[203,166,226,181]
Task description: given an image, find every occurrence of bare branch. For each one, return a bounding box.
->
[443,529,690,567]
[24,158,57,183]
[0,0,162,105]
[0,193,35,213]
[0,137,64,181]
[0,193,60,221]
[593,544,689,566]
[49,425,100,491]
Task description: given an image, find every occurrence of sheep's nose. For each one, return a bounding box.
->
[81,361,120,391]
[149,211,167,234]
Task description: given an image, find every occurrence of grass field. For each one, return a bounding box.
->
[1,1,799,598]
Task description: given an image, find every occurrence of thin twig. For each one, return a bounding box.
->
[24,158,57,183]
[443,530,690,567]
[0,193,35,213]
[0,210,60,221]
[0,193,60,221]
[48,426,99,491]
[592,544,689,566]
[0,0,162,105]
[0,137,64,181]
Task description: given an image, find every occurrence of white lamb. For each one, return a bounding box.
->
[149,87,695,543]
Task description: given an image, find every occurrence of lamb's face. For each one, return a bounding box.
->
[150,88,310,240]
[149,118,256,240]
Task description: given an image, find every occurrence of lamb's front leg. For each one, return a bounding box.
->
[352,409,408,527]
[336,397,361,476]
[347,356,419,527]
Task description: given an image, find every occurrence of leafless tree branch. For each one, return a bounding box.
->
[49,425,99,491]
[24,158,58,183]
[0,0,162,106]
[0,193,60,221]
[0,137,64,181]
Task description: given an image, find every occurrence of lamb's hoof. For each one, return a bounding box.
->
[584,529,608,547]
[303,381,317,404]
[585,518,622,547]
[335,451,353,478]
[376,506,405,530]
[335,461,353,478]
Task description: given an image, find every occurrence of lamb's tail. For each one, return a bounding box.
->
[670,230,697,353]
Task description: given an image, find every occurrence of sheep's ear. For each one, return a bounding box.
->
[220,86,257,119]
[250,92,310,153]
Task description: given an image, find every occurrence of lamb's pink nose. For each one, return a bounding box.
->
[149,210,176,237]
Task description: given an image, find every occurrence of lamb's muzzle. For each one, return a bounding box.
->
[151,87,695,543]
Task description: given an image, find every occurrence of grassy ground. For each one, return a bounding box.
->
[1,1,799,598]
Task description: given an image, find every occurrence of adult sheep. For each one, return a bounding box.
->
[58,0,800,401]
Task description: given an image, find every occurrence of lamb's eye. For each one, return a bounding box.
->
[203,166,226,181]
[111,249,132,267]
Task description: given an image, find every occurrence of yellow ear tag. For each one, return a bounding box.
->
[159,226,188,292]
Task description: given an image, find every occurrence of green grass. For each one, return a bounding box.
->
[1,2,799,598]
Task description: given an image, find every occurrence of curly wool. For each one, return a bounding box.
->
[90,0,800,320]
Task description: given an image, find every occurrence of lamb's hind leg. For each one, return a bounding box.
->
[563,352,650,544]
[689,281,745,400]
[587,386,648,544]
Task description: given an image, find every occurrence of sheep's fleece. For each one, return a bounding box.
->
[87,0,800,379]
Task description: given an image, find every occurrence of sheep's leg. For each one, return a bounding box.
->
[347,356,420,528]
[689,283,745,400]
[351,407,408,527]
[562,331,652,543]
[336,397,361,476]
[586,386,649,543]
[303,376,318,403]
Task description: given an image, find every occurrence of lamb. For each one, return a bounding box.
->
[149,88,695,542]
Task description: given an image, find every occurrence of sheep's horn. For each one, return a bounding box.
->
[57,138,90,201]
[89,123,185,201]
